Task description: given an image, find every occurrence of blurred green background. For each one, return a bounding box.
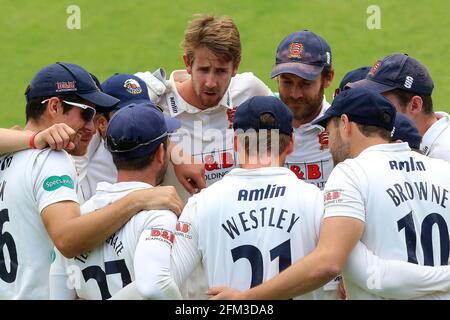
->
[1,0,449,127]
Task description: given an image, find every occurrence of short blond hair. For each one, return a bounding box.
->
[182,14,241,67]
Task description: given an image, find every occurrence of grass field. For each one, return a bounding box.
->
[1,0,449,127]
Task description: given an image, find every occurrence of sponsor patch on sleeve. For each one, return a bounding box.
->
[175,221,192,239]
[324,189,343,206]
[145,228,175,246]
[43,175,74,191]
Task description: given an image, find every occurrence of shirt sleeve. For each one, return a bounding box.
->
[133,210,182,300]
[49,248,77,300]
[322,161,366,222]
[170,196,203,288]
[33,150,79,214]
[344,241,450,299]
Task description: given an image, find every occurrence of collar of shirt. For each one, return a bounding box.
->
[86,131,102,159]
[227,166,298,178]
[359,142,411,156]
[96,181,153,194]
[296,95,330,133]
[421,111,450,156]
[166,70,233,117]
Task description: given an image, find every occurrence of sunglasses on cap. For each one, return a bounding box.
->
[41,98,96,122]
[106,131,168,153]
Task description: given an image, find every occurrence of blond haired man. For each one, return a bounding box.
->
[137,15,272,299]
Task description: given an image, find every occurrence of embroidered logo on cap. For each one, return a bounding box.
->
[56,81,77,92]
[369,60,382,76]
[123,79,143,94]
[288,43,303,59]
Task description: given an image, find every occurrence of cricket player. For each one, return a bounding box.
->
[270,30,342,298]
[209,89,450,300]
[349,53,450,162]
[136,15,273,202]
[136,15,273,300]
[0,62,182,299]
[271,30,334,191]
[50,103,182,300]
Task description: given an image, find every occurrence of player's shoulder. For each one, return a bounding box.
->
[230,72,272,95]
[135,208,178,226]
[36,148,72,162]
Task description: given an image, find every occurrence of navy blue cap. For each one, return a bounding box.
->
[25,62,119,108]
[233,96,293,135]
[107,102,181,159]
[312,87,396,131]
[338,66,371,91]
[392,113,422,149]
[102,73,179,131]
[349,54,434,95]
[101,73,150,109]
[271,30,332,81]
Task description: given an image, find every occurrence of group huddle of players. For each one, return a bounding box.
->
[1,14,450,300]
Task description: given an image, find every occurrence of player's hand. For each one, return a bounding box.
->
[34,123,77,150]
[134,68,170,104]
[207,287,244,300]
[133,186,184,216]
[174,163,206,194]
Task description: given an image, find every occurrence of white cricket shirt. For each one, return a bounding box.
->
[323,143,450,299]
[49,181,179,300]
[0,149,78,299]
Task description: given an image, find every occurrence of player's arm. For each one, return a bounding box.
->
[210,216,363,300]
[133,210,182,299]
[49,249,78,300]
[0,124,76,154]
[42,186,184,258]
[110,198,202,300]
[170,197,203,288]
[344,241,450,299]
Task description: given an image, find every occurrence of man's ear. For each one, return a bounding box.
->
[408,95,424,115]
[183,54,192,75]
[45,97,62,120]
[323,68,335,89]
[156,143,165,165]
[95,114,108,138]
[340,114,351,137]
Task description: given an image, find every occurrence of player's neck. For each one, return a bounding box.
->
[117,169,156,187]
[239,153,286,169]
[24,119,52,132]
[417,113,438,136]
[351,137,390,158]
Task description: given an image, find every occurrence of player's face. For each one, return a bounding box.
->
[69,125,96,156]
[326,118,350,165]
[278,73,325,125]
[58,99,96,155]
[186,46,238,108]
